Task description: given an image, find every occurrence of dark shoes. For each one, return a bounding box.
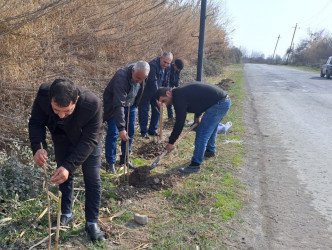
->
[106,163,117,174]
[141,133,150,139]
[142,131,158,138]
[127,162,137,170]
[204,150,216,158]
[148,131,159,136]
[51,214,74,232]
[85,223,107,242]
[178,165,201,174]
[120,161,137,170]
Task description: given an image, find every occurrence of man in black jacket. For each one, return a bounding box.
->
[156,82,231,174]
[103,61,150,173]
[29,78,106,242]
[138,52,173,138]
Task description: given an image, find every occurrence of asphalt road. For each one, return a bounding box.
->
[239,64,332,249]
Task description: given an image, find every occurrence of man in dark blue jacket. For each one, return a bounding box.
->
[103,61,150,173]
[166,59,184,119]
[29,78,106,242]
[138,52,173,138]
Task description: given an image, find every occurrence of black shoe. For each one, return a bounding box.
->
[85,223,106,242]
[51,214,74,232]
[128,162,137,170]
[204,150,215,158]
[148,131,159,136]
[141,133,150,139]
[178,165,201,174]
[106,163,117,174]
[120,161,137,170]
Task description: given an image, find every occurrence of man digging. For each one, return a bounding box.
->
[156,82,231,174]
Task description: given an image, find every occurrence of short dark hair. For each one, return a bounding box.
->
[49,78,78,107]
[155,87,171,100]
[175,59,184,70]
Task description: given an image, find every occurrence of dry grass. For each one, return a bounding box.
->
[0,0,233,151]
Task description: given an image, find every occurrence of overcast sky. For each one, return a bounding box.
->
[223,0,332,58]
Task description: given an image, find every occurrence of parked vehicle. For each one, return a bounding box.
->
[320,56,332,79]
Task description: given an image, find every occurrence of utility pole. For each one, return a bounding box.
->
[272,34,280,63]
[196,0,207,81]
[285,23,298,65]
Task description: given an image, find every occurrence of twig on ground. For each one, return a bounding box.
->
[27,233,55,250]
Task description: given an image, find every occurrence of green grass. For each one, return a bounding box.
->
[147,64,247,248]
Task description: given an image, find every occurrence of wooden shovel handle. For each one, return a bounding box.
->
[150,123,198,168]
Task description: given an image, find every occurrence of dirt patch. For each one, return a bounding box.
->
[136,141,166,159]
[216,78,234,91]
[162,118,175,130]
[113,166,179,201]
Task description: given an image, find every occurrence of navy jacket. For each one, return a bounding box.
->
[28,82,103,173]
[141,57,170,103]
[103,64,144,130]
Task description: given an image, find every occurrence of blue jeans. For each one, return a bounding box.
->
[138,97,160,135]
[105,105,136,164]
[191,99,231,165]
[58,143,102,223]
[167,104,174,118]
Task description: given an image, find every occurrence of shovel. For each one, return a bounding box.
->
[151,123,198,168]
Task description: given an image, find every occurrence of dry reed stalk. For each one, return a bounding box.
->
[27,232,55,250]
[55,190,62,250]
[18,207,48,238]
[40,142,52,250]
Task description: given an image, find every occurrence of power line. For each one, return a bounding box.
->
[300,0,331,26]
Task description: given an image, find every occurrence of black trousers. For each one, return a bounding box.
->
[55,141,102,223]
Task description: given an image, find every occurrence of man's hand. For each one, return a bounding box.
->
[119,130,129,141]
[166,143,175,153]
[50,167,70,184]
[33,149,48,168]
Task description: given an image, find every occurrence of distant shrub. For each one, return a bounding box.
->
[203,59,224,77]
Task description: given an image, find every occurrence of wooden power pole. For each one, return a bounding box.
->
[272,34,280,63]
[285,23,298,65]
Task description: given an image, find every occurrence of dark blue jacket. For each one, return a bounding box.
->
[141,57,170,103]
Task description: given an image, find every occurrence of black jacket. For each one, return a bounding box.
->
[169,82,228,144]
[103,64,144,130]
[169,63,181,88]
[28,82,103,173]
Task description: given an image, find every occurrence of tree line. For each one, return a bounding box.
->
[240,29,332,67]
